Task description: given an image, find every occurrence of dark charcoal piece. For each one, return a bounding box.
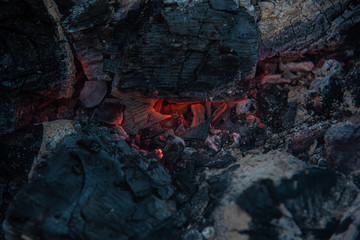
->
[107,0,258,101]
[183,118,212,141]
[0,125,43,239]
[236,168,359,240]
[254,85,289,131]
[3,131,179,240]
[325,123,360,174]
[0,0,75,135]
[288,123,330,155]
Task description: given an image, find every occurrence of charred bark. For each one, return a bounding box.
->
[0,0,75,135]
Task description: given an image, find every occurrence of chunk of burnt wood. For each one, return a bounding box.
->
[0,125,43,236]
[182,117,212,141]
[0,0,75,135]
[325,122,360,174]
[79,81,108,108]
[4,131,178,240]
[257,0,360,58]
[108,0,258,101]
[97,98,124,125]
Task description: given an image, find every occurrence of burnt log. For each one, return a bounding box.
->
[0,0,75,135]
[105,0,360,101]
[3,128,179,240]
[107,0,259,101]
[17,0,358,107]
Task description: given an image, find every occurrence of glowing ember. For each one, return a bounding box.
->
[155,149,163,160]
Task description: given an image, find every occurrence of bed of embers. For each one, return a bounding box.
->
[1,0,360,239]
[1,53,360,240]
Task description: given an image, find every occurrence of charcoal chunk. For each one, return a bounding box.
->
[108,0,258,101]
[325,123,360,174]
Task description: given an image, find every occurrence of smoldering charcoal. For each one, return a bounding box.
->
[0,0,359,240]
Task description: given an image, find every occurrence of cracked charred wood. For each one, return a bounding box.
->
[108,0,258,101]
[0,0,75,135]
[3,130,178,240]
[106,0,359,101]
[256,0,360,59]
[39,0,359,103]
[51,0,143,83]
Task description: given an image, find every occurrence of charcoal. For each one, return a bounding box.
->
[310,60,343,98]
[203,153,236,169]
[254,85,288,131]
[325,122,360,174]
[279,102,297,129]
[190,183,210,219]
[125,167,153,198]
[0,125,43,234]
[0,0,75,135]
[3,130,180,240]
[288,123,330,154]
[208,176,230,200]
[183,118,212,141]
[108,0,258,101]
[146,166,174,200]
[97,99,124,125]
[344,61,360,111]
[257,1,360,58]
[161,134,185,170]
[173,171,197,201]
[234,169,355,240]
[79,81,108,108]
[112,93,171,135]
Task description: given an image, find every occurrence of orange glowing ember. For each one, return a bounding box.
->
[155,149,163,160]
[161,102,190,115]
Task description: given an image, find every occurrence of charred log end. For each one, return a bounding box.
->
[107,0,258,101]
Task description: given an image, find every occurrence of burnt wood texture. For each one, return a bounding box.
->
[0,0,75,135]
[106,0,259,101]
[0,0,359,134]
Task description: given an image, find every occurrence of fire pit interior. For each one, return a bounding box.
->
[0,0,360,240]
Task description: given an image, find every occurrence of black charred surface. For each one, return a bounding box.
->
[2,126,224,240]
[236,168,358,240]
[106,0,258,101]
[254,85,290,131]
[0,0,75,135]
[325,123,360,174]
[3,129,176,240]
[0,125,42,240]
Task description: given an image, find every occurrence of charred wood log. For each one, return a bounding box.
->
[105,0,359,101]
[0,0,75,135]
[3,129,179,240]
[107,0,259,101]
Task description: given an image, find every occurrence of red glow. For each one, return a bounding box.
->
[159,135,166,142]
[153,99,163,112]
[212,103,227,123]
[155,149,163,160]
[311,96,321,107]
[246,114,260,124]
[258,123,265,128]
[179,114,189,128]
[161,103,190,115]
